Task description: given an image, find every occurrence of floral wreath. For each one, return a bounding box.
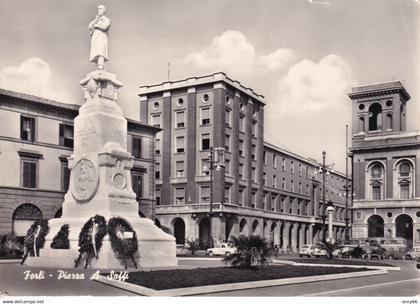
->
[107,217,138,269]
[21,219,49,265]
[74,215,107,269]
[50,224,70,249]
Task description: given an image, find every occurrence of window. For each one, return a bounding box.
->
[263,151,267,164]
[225,134,230,151]
[200,186,210,203]
[263,172,266,186]
[155,162,160,179]
[299,164,302,176]
[175,188,185,204]
[176,136,185,153]
[155,138,161,155]
[298,182,302,194]
[372,185,381,200]
[238,189,244,205]
[251,167,256,182]
[306,166,309,178]
[273,155,277,168]
[201,159,210,176]
[61,162,70,192]
[251,191,256,208]
[155,189,161,205]
[131,170,143,200]
[282,178,285,190]
[371,164,382,178]
[175,111,185,128]
[273,175,276,188]
[282,158,286,171]
[225,187,230,204]
[239,163,244,179]
[21,116,35,141]
[22,159,37,189]
[252,121,257,137]
[177,98,184,106]
[399,163,410,177]
[291,180,294,192]
[291,161,294,174]
[239,139,244,156]
[151,115,160,127]
[239,115,245,132]
[201,133,210,151]
[201,107,211,125]
[400,182,409,199]
[176,161,185,177]
[225,109,231,126]
[225,159,230,176]
[251,144,256,160]
[59,124,74,148]
[132,136,142,158]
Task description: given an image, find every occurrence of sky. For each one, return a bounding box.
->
[0,0,419,173]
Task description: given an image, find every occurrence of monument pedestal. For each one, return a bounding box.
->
[26,70,176,269]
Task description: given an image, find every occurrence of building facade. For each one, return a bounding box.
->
[349,81,420,249]
[0,89,159,237]
[138,72,349,250]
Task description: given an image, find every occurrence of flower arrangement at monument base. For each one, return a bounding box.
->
[21,219,49,265]
[50,224,70,249]
[74,215,107,269]
[107,217,138,270]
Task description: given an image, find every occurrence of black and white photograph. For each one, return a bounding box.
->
[0,0,419,301]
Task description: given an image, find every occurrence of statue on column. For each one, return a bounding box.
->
[88,4,110,70]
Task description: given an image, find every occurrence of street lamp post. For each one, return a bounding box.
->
[314,151,334,243]
[203,146,225,248]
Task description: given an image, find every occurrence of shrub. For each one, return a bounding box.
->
[317,240,343,260]
[50,224,70,249]
[185,238,200,256]
[0,234,23,258]
[223,234,272,269]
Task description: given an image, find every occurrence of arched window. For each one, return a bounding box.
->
[368,103,382,131]
[371,164,383,179]
[399,163,410,177]
[396,161,413,199]
[367,162,384,200]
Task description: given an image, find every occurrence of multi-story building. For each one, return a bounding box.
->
[138,72,349,250]
[0,89,160,237]
[349,81,420,249]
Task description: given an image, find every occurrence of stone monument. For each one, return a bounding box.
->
[26,5,177,269]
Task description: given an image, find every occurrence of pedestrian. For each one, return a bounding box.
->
[365,240,371,260]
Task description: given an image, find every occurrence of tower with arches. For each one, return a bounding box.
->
[349,81,420,249]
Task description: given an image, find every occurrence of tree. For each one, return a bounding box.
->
[317,240,343,260]
[223,235,272,268]
[185,238,200,256]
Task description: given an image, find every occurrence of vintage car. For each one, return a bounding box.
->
[206,243,237,257]
[299,245,317,257]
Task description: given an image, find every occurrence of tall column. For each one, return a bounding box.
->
[291,224,297,251]
[308,224,314,245]
[327,205,334,242]
[273,222,281,246]
[282,222,290,250]
[299,224,305,247]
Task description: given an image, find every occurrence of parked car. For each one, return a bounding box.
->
[299,245,317,257]
[405,247,420,260]
[312,246,340,258]
[385,248,409,260]
[206,243,237,257]
[176,244,192,256]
